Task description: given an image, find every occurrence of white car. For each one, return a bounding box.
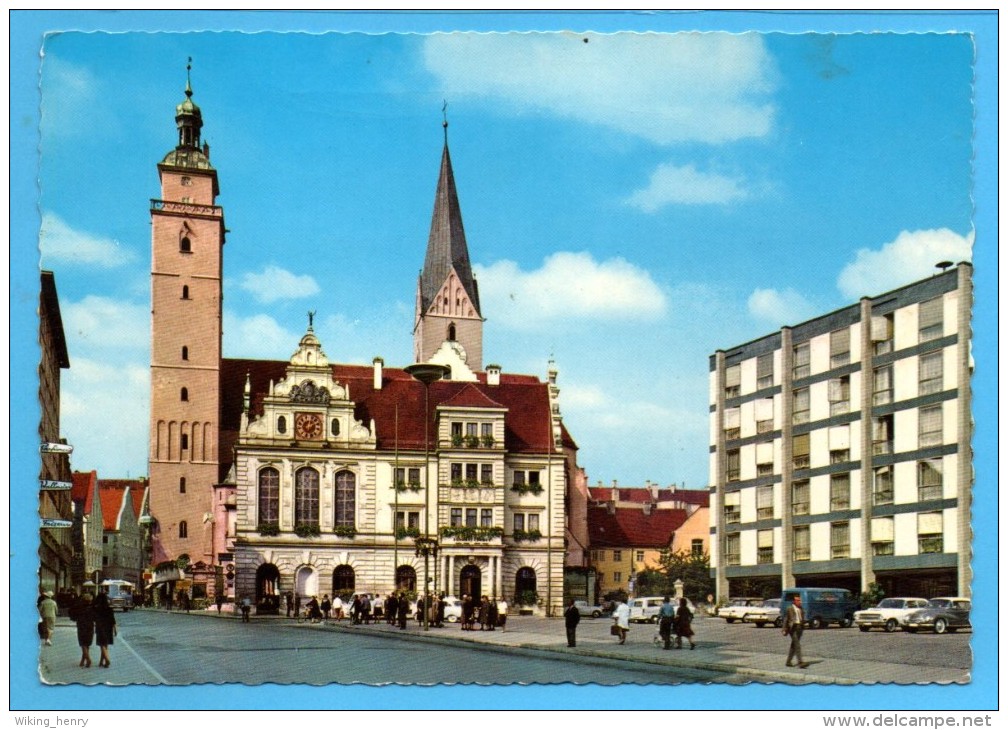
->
[718,597,764,623]
[628,596,695,624]
[442,596,463,623]
[853,597,931,632]
[742,598,783,628]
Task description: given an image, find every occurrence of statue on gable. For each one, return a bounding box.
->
[289,379,331,405]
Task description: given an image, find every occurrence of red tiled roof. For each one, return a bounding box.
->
[588,486,709,508]
[219,359,577,477]
[587,505,688,549]
[71,470,98,513]
[97,479,147,522]
[98,485,128,531]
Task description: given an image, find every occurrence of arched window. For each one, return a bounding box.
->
[277,416,287,434]
[179,477,186,494]
[294,467,320,528]
[180,236,191,253]
[448,323,456,341]
[182,285,190,299]
[258,467,279,526]
[179,520,188,539]
[515,567,537,604]
[396,565,417,592]
[334,471,356,528]
[181,433,189,450]
[333,565,355,592]
[331,418,340,436]
[181,346,189,360]
[181,387,189,402]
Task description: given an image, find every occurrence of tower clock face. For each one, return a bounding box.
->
[294,412,323,440]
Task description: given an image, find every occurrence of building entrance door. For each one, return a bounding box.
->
[460,564,481,599]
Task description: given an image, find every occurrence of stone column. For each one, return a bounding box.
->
[487,554,495,599]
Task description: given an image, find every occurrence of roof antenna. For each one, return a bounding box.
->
[935,260,953,274]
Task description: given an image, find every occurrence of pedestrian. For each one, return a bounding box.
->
[658,595,676,650]
[486,597,498,631]
[362,594,372,624]
[564,598,581,647]
[333,594,345,621]
[165,587,174,611]
[285,591,294,618]
[496,598,508,631]
[38,590,57,647]
[92,590,116,668]
[386,593,398,625]
[180,590,190,613]
[71,590,95,667]
[478,595,490,630]
[240,596,252,623]
[783,594,809,668]
[215,592,224,613]
[460,594,471,630]
[612,599,630,645]
[675,597,695,650]
[436,593,446,628]
[373,594,384,621]
[396,591,409,630]
[320,594,331,621]
[350,594,361,624]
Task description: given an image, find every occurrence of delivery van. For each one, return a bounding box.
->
[780,587,858,629]
[100,579,135,612]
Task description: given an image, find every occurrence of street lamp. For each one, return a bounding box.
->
[404,362,450,632]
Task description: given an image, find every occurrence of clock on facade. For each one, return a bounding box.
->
[294,412,323,440]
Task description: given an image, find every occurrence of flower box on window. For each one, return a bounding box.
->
[257,523,280,537]
[394,481,422,492]
[510,482,544,496]
[481,434,496,448]
[333,525,357,539]
[512,529,542,543]
[439,525,503,542]
[294,523,320,538]
[464,435,480,448]
[395,526,421,540]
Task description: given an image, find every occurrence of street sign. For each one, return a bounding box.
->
[40,518,72,529]
[40,479,73,490]
[40,442,73,454]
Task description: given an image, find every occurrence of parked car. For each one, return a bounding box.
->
[718,597,764,623]
[628,596,696,624]
[780,587,859,629]
[442,596,463,623]
[742,598,783,628]
[903,597,971,634]
[853,597,930,632]
[572,600,608,618]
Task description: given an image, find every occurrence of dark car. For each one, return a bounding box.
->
[903,597,971,634]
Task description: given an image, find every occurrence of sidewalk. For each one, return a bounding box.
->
[176,607,969,685]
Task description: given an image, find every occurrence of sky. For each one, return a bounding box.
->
[11,9,999,716]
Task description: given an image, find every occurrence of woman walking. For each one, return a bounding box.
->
[71,591,95,667]
[674,597,695,650]
[92,590,117,668]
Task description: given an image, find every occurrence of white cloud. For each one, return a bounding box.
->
[40,56,99,139]
[626,162,751,211]
[475,251,667,331]
[62,295,149,358]
[837,229,974,299]
[747,287,819,327]
[223,312,300,360]
[40,213,137,268]
[423,31,777,145]
[239,265,321,304]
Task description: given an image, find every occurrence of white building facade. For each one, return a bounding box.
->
[709,263,972,600]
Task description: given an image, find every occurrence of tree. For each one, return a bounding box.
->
[859,581,885,610]
[657,548,715,603]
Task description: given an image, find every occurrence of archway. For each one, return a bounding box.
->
[333,565,355,597]
[460,564,482,600]
[515,566,537,605]
[255,563,281,614]
[396,565,417,593]
[295,565,318,601]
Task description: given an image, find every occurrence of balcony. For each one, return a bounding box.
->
[872,440,893,456]
[918,536,944,554]
[872,541,894,556]
[873,390,893,406]
[793,548,810,561]
[439,525,504,546]
[830,545,850,559]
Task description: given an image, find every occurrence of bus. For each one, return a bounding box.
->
[100,580,135,612]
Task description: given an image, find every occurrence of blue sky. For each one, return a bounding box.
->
[11,9,999,715]
[35,28,975,490]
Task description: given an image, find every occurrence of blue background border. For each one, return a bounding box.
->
[10,10,997,711]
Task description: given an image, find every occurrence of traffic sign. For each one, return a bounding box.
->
[40,479,73,490]
[40,443,73,454]
[40,518,72,529]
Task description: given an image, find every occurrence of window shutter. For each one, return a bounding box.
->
[920,351,943,380]
[757,353,773,379]
[792,433,810,457]
[828,378,845,402]
[723,491,740,507]
[756,441,774,465]
[757,486,773,509]
[829,425,850,450]
[871,315,892,341]
[830,328,850,356]
[919,297,943,328]
[724,407,741,429]
[757,529,773,548]
[755,397,774,421]
[919,406,942,435]
[918,512,943,534]
[871,517,894,541]
[725,364,741,387]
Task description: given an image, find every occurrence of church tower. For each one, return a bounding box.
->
[148,62,225,568]
[413,118,484,370]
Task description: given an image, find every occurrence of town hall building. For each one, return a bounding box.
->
[148,70,579,615]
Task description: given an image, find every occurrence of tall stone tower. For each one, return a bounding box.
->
[413,120,484,370]
[149,63,225,568]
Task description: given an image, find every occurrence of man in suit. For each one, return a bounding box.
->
[783,594,810,668]
[564,598,581,647]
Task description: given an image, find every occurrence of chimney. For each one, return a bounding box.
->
[486,363,501,386]
[643,502,652,516]
[372,357,383,390]
[650,483,659,501]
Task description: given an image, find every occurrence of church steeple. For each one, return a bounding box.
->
[175,58,204,151]
[414,113,484,370]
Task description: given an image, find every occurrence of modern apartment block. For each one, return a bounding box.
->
[709,263,972,601]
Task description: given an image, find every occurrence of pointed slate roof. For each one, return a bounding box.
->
[419,140,481,316]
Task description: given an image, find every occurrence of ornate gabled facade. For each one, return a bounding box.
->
[71,470,104,585]
[98,480,145,585]
[145,70,582,613]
